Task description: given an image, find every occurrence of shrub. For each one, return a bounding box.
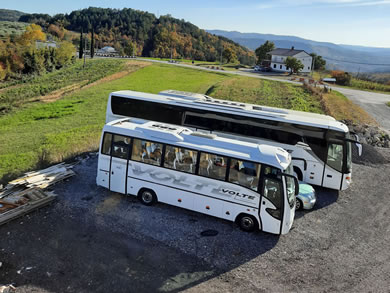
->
[331,70,351,86]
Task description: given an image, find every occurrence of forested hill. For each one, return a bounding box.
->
[0,9,25,21]
[18,7,255,64]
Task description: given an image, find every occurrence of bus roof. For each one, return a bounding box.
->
[104,118,292,170]
[110,90,349,133]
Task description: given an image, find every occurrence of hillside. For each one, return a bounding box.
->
[16,7,255,64]
[0,9,26,22]
[208,30,390,73]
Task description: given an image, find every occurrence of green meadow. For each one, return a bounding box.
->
[0,58,370,183]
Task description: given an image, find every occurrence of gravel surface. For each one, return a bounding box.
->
[1,148,390,293]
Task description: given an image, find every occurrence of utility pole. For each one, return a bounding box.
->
[220,47,223,67]
[310,55,315,77]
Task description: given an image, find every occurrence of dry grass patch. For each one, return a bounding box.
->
[38,83,87,103]
[322,91,377,125]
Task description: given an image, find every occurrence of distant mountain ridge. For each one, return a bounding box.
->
[207,30,390,73]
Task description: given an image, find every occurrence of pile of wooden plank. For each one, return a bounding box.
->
[0,163,75,226]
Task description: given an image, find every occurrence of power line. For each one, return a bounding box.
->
[322,56,390,66]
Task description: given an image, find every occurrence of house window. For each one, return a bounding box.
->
[308,67,310,70]
[273,64,276,68]
[280,65,282,69]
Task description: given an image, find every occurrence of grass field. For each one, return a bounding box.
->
[0,60,375,183]
[0,21,27,39]
[208,77,324,113]
[0,61,228,182]
[349,77,390,93]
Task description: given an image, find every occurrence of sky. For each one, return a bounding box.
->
[3,0,390,48]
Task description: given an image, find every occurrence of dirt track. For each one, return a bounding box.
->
[1,146,390,293]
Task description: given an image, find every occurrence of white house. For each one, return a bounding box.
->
[269,47,313,73]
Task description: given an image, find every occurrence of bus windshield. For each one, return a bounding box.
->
[284,163,296,207]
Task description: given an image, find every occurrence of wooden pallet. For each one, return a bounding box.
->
[0,188,57,226]
[0,163,75,225]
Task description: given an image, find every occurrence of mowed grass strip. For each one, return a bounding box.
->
[208,77,325,113]
[0,63,227,182]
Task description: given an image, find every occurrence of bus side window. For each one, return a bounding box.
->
[102,133,112,155]
[228,159,260,190]
[131,139,162,166]
[199,152,227,180]
[112,135,130,159]
[164,146,197,174]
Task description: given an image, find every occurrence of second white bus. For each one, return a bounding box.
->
[105,90,360,191]
[97,118,298,235]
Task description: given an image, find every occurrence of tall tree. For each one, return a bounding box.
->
[310,53,326,70]
[79,28,83,59]
[285,56,304,74]
[90,28,95,58]
[223,47,237,63]
[255,41,275,65]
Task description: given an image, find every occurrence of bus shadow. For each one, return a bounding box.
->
[294,186,339,220]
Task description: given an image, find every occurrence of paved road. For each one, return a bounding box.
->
[135,58,390,130]
[334,87,390,131]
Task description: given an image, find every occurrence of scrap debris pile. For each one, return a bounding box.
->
[0,163,75,225]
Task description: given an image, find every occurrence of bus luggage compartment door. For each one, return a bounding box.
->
[110,157,127,194]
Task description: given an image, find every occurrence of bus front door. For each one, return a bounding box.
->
[259,177,283,234]
[110,143,129,194]
[322,143,343,190]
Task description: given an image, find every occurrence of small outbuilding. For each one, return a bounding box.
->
[97,46,117,55]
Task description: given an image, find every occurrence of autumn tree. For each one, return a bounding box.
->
[285,56,304,74]
[55,41,75,67]
[223,47,237,63]
[18,24,46,46]
[255,41,275,65]
[331,70,351,85]
[48,24,65,40]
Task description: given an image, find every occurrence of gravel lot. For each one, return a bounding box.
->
[1,146,390,293]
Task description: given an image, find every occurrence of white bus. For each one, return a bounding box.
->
[97,118,298,235]
[105,90,360,191]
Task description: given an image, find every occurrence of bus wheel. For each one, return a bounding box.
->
[138,189,157,206]
[237,214,258,232]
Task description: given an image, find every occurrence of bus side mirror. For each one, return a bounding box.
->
[294,177,299,196]
[354,134,362,157]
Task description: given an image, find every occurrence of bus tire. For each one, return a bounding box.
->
[138,188,157,206]
[293,167,303,181]
[236,214,258,232]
